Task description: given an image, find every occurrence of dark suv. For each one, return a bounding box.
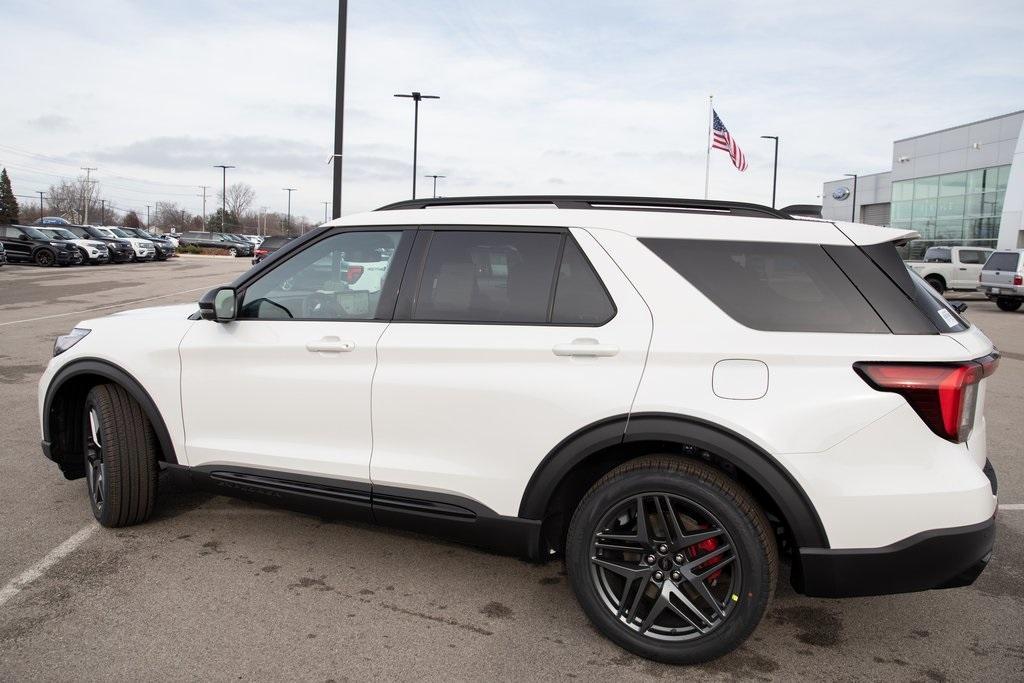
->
[178,231,253,257]
[65,226,134,263]
[251,235,295,264]
[0,225,83,266]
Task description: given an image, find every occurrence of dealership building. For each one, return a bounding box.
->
[822,110,1024,259]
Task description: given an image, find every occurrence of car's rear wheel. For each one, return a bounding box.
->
[228,247,238,257]
[925,275,945,294]
[996,297,1022,312]
[83,384,159,527]
[566,456,777,664]
[34,249,56,267]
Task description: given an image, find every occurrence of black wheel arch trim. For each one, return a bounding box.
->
[43,357,179,466]
[518,411,830,549]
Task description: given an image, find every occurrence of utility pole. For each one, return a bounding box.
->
[81,167,97,224]
[760,136,779,208]
[259,206,268,236]
[100,199,107,225]
[37,191,45,219]
[283,188,296,233]
[198,185,210,226]
[394,91,439,199]
[213,165,235,231]
[146,204,151,227]
[424,174,446,198]
[322,201,330,223]
[331,0,348,219]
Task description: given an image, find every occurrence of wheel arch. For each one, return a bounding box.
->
[43,358,178,479]
[519,412,829,553]
[924,273,947,289]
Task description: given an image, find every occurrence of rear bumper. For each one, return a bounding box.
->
[981,284,1023,298]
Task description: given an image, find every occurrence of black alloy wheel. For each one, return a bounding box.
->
[34,249,56,267]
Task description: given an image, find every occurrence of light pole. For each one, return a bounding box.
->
[81,167,96,224]
[332,0,348,220]
[844,173,858,222]
[424,174,446,198]
[37,191,44,219]
[100,199,106,225]
[394,91,439,199]
[214,165,234,231]
[323,201,330,223]
[760,136,779,208]
[283,188,296,233]
[146,204,151,227]
[198,185,210,226]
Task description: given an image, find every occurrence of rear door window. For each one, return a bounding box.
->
[551,239,616,325]
[983,252,1021,271]
[957,249,988,265]
[641,239,889,333]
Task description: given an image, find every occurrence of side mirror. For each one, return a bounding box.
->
[19,233,31,241]
[198,286,237,322]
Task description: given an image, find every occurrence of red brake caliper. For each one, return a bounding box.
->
[685,534,723,583]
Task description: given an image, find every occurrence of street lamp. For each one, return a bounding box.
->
[424,174,446,199]
[283,188,297,233]
[844,173,858,222]
[760,136,779,209]
[214,165,235,231]
[394,91,439,199]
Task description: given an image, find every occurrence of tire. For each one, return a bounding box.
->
[228,247,238,257]
[82,384,159,527]
[34,249,56,267]
[566,456,777,665]
[996,297,1022,312]
[925,276,945,294]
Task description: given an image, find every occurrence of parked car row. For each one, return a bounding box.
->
[173,231,258,258]
[909,245,1024,312]
[0,219,175,267]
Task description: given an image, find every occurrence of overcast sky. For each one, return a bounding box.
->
[3,0,1022,223]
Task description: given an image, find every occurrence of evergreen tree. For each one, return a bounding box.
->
[207,208,241,232]
[0,168,20,225]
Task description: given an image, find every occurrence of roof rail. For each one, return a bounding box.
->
[375,195,792,219]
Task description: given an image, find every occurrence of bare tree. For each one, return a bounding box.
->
[220,182,255,220]
[154,201,193,232]
[46,177,103,224]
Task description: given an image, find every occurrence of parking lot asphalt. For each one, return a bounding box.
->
[1,260,1022,681]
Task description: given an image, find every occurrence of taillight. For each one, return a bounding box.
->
[1014,274,1023,286]
[345,265,364,283]
[255,248,268,257]
[854,355,999,443]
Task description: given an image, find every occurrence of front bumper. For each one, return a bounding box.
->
[108,248,133,262]
[56,250,81,265]
[795,459,997,598]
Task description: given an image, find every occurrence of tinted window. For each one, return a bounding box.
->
[957,249,988,264]
[240,231,402,320]
[261,236,291,249]
[984,252,1021,271]
[552,239,615,325]
[923,247,951,263]
[413,231,560,323]
[641,239,888,333]
[68,227,89,239]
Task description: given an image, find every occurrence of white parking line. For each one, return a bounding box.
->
[1000,504,1024,511]
[0,285,213,327]
[0,524,97,609]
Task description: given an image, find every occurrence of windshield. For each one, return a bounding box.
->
[95,228,116,238]
[135,229,155,239]
[41,228,73,240]
[108,228,131,238]
[21,226,49,240]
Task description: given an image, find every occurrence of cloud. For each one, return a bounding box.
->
[26,115,75,131]
[86,136,326,176]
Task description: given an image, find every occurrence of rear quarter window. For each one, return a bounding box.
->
[640,239,888,333]
[983,252,1021,271]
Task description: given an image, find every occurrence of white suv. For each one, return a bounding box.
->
[38,196,999,664]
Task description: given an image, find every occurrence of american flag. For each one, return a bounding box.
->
[711,110,747,172]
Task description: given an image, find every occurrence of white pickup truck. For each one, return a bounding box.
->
[907,246,993,294]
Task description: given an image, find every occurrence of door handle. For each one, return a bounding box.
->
[553,338,619,357]
[306,337,355,353]
[959,267,967,270]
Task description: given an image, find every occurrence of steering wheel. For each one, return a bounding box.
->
[303,292,344,318]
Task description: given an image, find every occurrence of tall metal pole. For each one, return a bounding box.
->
[332,0,347,219]
[214,165,234,231]
[845,173,858,222]
[323,201,330,223]
[394,92,439,199]
[425,174,445,198]
[146,204,151,227]
[100,199,106,225]
[703,95,713,200]
[37,191,44,219]
[283,188,296,233]
[760,136,779,208]
[81,167,97,224]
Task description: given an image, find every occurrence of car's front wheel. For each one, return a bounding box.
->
[83,384,159,527]
[34,249,56,267]
[566,456,777,665]
[227,247,238,257]
[996,297,1022,312]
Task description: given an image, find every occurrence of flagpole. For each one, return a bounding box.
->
[704,94,713,199]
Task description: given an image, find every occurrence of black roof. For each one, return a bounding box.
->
[376,195,791,219]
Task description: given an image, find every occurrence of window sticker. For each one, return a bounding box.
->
[937,308,958,328]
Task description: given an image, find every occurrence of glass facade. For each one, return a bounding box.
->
[891,165,1010,259]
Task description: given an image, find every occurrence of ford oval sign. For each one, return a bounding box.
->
[832,186,851,201]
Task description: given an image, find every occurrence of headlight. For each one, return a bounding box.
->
[49,241,63,247]
[53,328,90,357]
